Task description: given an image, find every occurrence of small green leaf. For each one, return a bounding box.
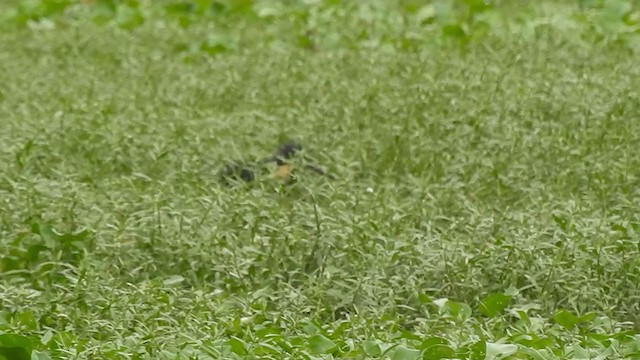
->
[200,34,235,55]
[504,285,519,296]
[569,344,589,358]
[469,340,486,360]
[32,222,59,247]
[31,350,53,360]
[308,334,336,354]
[255,342,281,355]
[163,275,185,286]
[463,0,492,14]
[485,342,518,360]
[553,309,580,329]
[40,330,53,346]
[423,344,455,359]
[26,244,48,263]
[0,334,31,349]
[164,2,194,15]
[0,311,10,324]
[417,293,432,304]
[416,4,436,24]
[363,340,381,357]
[577,312,596,324]
[0,334,32,360]
[16,311,37,330]
[91,1,117,25]
[421,337,448,349]
[552,214,569,231]
[302,321,319,335]
[115,5,145,29]
[478,293,512,317]
[227,337,247,355]
[530,338,554,349]
[442,24,467,39]
[58,230,89,245]
[391,345,421,360]
[602,0,633,19]
[443,300,472,319]
[517,347,550,360]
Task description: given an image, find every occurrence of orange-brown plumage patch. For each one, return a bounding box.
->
[275,163,292,180]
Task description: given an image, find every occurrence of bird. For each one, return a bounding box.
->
[218,161,256,186]
[263,140,303,182]
[218,140,329,186]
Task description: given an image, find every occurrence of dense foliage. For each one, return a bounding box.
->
[1,0,640,359]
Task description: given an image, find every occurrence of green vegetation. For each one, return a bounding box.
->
[1,0,640,358]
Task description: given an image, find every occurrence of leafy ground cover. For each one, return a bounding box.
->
[1,0,640,359]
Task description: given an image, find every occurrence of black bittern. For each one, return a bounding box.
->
[218,140,330,186]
